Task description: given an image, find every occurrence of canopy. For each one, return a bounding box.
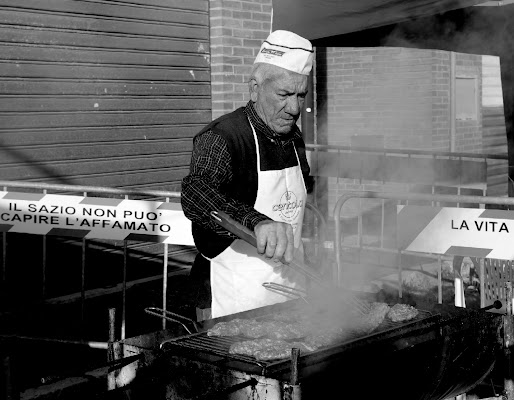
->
[272,0,488,41]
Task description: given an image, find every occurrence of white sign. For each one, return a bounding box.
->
[398,205,514,259]
[0,191,194,245]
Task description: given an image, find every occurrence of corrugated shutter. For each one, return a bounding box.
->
[0,0,210,192]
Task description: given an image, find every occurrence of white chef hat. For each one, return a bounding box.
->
[254,30,313,76]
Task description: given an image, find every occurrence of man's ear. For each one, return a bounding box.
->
[248,78,258,102]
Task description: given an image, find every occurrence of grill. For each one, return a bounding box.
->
[153,299,504,400]
[141,211,509,399]
[161,308,434,376]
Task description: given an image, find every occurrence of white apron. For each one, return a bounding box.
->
[208,121,307,318]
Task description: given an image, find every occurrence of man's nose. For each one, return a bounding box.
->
[285,95,301,115]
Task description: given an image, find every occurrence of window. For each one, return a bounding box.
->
[456,77,478,120]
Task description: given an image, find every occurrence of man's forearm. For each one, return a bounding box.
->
[182,175,270,236]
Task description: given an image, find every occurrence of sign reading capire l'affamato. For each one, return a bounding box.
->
[0,191,194,245]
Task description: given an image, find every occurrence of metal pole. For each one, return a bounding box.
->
[380,199,385,249]
[81,238,86,331]
[480,259,486,309]
[162,198,170,330]
[81,191,87,329]
[398,250,403,299]
[41,189,47,301]
[107,308,116,390]
[454,261,466,308]
[438,255,443,304]
[122,240,127,340]
[358,199,362,264]
[162,243,169,330]
[450,51,456,153]
[41,237,46,300]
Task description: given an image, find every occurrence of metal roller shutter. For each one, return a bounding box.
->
[0,0,210,192]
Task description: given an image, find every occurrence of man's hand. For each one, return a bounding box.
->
[254,220,294,263]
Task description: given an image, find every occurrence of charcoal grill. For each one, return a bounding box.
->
[150,298,505,400]
[132,210,511,399]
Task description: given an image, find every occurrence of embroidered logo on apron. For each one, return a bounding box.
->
[273,190,303,222]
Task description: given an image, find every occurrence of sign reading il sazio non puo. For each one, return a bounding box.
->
[398,205,514,259]
[0,191,194,245]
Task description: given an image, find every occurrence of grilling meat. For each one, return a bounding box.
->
[229,338,280,356]
[210,301,391,359]
[354,302,391,334]
[207,318,257,336]
[387,303,419,322]
[229,338,319,361]
[244,320,309,339]
[208,319,309,339]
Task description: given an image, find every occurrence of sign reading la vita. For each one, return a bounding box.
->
[398,205,514,259]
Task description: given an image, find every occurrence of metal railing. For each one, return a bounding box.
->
[306,143,508,161]
[307,144,509,200]
[0,180,183,340]
[333,190,514,306]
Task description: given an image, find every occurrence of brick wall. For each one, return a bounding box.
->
[209,0,272,120]
[316,47,484,216]
[317,47,483,150]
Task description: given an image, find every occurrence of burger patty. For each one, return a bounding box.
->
[387,303,419,322]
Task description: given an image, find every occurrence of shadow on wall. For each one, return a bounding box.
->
[0,137,73,185]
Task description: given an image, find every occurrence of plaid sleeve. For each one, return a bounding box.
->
[181,130,270,237]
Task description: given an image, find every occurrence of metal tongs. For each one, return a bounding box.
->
[262,282,309,304]
[211,210,371,314]
[211,210,327,285]
[144,307,200,335]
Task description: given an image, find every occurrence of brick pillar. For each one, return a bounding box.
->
[209,0,272,120]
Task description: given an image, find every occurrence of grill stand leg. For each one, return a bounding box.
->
[282,384,301,400]
[503,282,514,400]
[283,348,301,400]
[504,348,514,400]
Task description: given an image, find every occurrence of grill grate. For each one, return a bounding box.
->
[161,308,433,369]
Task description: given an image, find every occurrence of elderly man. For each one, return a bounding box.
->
[181,30,314,320]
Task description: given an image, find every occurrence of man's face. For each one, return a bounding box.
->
[251,68,308,135]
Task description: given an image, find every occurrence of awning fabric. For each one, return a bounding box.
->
[272,0,488,41]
